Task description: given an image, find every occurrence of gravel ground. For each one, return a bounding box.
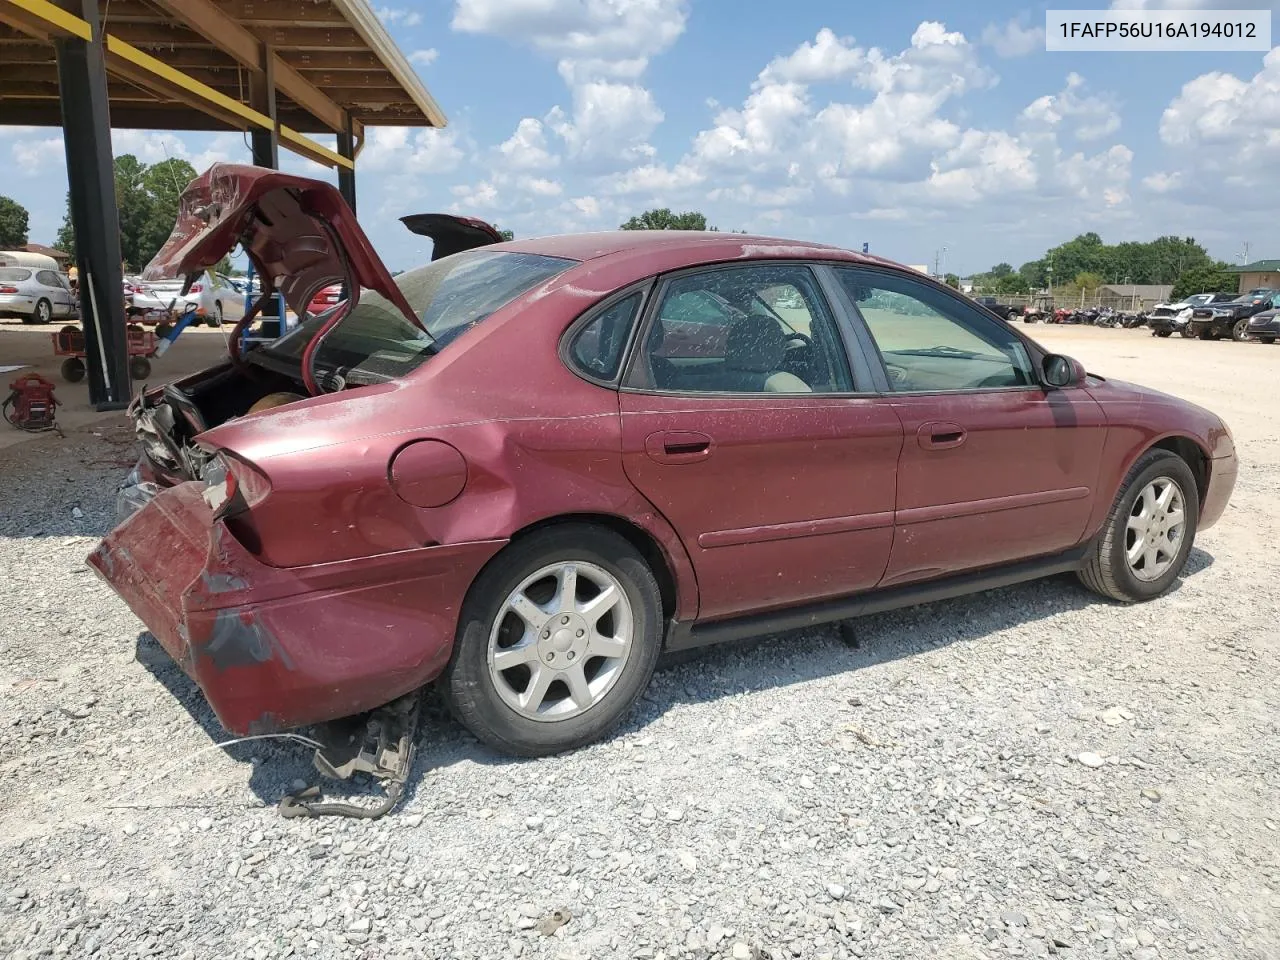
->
[1,326,1277,960]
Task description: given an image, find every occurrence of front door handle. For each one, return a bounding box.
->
[644,430,714,464]
[918,421,967,450]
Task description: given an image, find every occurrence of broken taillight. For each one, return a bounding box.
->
[201,453,270,520]
[189,282,204,293]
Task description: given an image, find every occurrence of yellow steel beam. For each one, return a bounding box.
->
[0,0,92,40]
[103,34,353,170]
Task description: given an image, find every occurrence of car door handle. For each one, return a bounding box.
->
[645,430,713,464]
[918,421,967,450]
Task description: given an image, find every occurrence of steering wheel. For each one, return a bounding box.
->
[783,331,813,348]
[883,362,910,388]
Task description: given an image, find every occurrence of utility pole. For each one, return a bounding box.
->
[1240,241,1251,264]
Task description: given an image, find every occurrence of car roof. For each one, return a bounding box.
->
[498,230,899,270]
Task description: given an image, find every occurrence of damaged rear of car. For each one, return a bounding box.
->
[88,163,559,738]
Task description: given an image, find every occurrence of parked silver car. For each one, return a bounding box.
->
[0,266,76,324]
[128,269,244,327]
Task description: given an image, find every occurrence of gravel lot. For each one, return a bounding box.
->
[1,325,1277,960]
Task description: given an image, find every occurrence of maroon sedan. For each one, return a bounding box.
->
[91,164,1237,759]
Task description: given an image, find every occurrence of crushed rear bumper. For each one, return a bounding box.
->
[87,481,504,734]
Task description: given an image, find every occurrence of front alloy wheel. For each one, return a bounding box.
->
[1079,449,1199,602]
[1232,319,1250,342]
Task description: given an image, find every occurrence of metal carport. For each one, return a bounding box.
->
[0,0,445,409]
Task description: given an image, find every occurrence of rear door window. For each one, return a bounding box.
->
[567,291,643,382]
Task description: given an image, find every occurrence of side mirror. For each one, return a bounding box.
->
[1042,353,1086,389]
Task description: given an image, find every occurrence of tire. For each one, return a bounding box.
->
[1078,449,1200,603]
[61,357,86,383]
[443,524,664,757]
[1197,328,1214,340]
[155,321,173,339]
[1155,330,1171,338]
[24,299,52,325]
[128,356,152,380]
[206,302,222,328]
[1232,319,1250,342]
[1179,327,1194,339]
[1262,336,1276,345]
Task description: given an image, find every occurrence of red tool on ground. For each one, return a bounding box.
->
[3,372,60,432]
[51,323,158,383]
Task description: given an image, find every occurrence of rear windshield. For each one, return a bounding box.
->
[254,250,575,383]
[0,268,32,282]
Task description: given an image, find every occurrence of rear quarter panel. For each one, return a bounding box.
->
[196,263,702,619]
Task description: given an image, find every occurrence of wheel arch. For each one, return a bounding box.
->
[506,513,686,625]
[1148,435,1209,512]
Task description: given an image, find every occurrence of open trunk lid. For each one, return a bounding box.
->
[142,162,417,326]
[400,214,505,260]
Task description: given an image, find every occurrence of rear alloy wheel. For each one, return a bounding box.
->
[1079,450,1199,602]
[444,525,663,757]
[1179,327,1194,338]
[24,299,52,325]
[206,301,222,328]
[1232,319,1250,342]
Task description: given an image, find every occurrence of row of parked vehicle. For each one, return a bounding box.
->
[1145,288,1280,343]
[975,289,1280,343]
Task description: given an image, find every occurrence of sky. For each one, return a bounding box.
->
[2,0,1279,276]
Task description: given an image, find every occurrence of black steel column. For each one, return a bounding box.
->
[247,45,280,331]
[337,116,356,214]
[248,44,278,169]
[54,0,129,409]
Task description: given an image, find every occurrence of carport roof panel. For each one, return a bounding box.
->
[0,0,446,133]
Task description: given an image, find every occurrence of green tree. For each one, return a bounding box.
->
[140,158,197,260]
[995,273,1031,295]
[944,273,960,289]
[620,208,709,230]
[491,224,515,241]
[1171,263,1237,302]
[1074,271,1103,294]
[54,193,75,261]
[989,262,1013,278]
[0,196,29,248]
[114,154,155,271]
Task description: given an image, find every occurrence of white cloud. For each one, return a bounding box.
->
[981,17,1045,58]
[758,28,866,85]
[408,48,439,66]
[360,126,467,175]
[545,81,664,164]
[497,118,559,170]
[1021,73,1121,141]
[1151,47,1280,204]
[11,136,64,175]
[376,6,423,27]
[452,0,687,71]
[519,176,563,197]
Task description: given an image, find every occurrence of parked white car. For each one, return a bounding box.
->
[0,264,77,324]
[128,270,244,327]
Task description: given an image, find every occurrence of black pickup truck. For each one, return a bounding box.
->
[1188,288,1280,341]
[972,296,1020,321]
